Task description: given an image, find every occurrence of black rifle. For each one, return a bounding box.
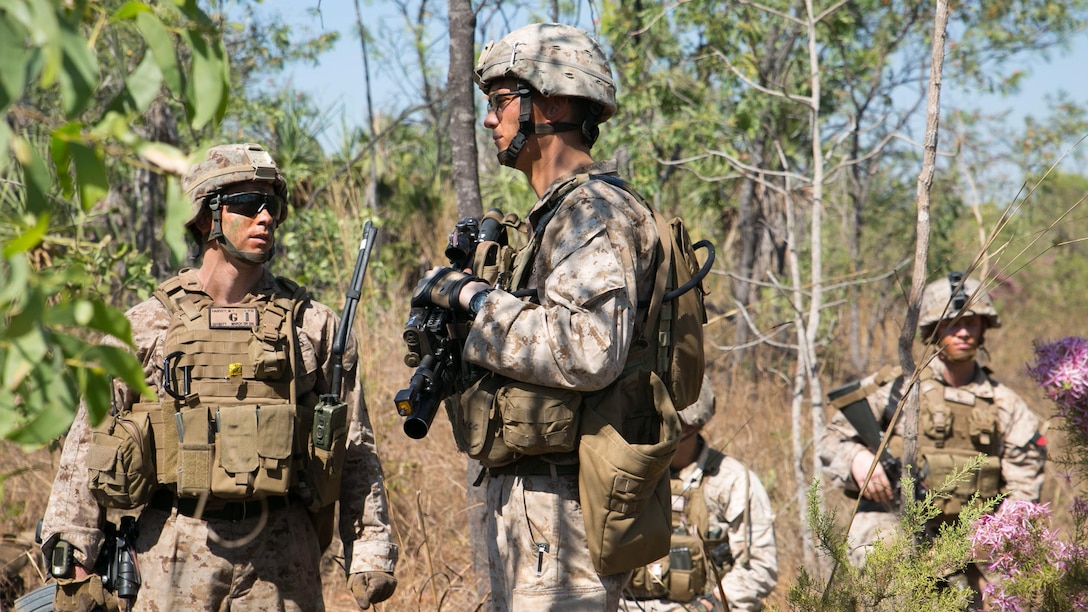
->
[313,220,378,452]
[394,210,506,439]
[827,378,907,501]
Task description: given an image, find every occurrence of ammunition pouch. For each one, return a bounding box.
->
[628,531,707,602]
[496,380,581,455]
[450,373,520,468]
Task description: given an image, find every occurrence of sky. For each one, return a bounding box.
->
[251,1,1088,156]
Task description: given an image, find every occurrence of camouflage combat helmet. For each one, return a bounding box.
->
[182,143,287,264]
[678,375,716,428]
[474,23,616,165]
[474,23,616,120]
[182,143,288,229]
[918,271,1001,343]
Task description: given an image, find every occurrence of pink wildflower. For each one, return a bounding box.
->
[970,501,1070,608]
[1026,337,1088,434]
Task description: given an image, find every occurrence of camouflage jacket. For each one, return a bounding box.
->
[819,358,1047,504]
[40,268,397,574]
[462,159,659,391]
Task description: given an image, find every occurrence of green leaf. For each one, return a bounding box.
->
[70,142,109,212]
[0,254,30,305]
[1,214,50,258]
[134,11,183,96]
[80,369,113,427]
[103,50,162,117]
[57,20,99,118]
[0,14,30,112]
[6,358,77,445]
[163,175,188,265]
[182,29,228,130]
[113,1,153,20]
[3,328,47,391]
[20,0,61,88]
[170,0,214,29]
[11,136,53,216]
[45,299,136,347]
[84,345,153,401]
[0,120,12,175]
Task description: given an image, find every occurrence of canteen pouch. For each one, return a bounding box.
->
[578,370,681,575]
[628,531,707,601]
[496,381,582,455]
[86,409,158,509]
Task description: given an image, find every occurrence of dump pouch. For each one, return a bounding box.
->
[86,409,158,509]
[578,370,681,575]
[921,450,1002,514]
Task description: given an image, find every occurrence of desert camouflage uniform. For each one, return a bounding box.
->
[621,440,778,612]
[41,268,396,611]
[463,159,658,611]
[819,358,1046,566]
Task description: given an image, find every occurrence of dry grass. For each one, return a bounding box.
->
[0,273,1080,612]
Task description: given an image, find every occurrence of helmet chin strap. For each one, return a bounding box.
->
[207,198,275,265]
[495,81,583,167]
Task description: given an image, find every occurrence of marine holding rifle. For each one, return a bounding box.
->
[818,272,1046,607]
[407,23,694,611]
[38,143,397,611]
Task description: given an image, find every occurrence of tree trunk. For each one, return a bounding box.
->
[901,0,950,498]
[448,0,482,219]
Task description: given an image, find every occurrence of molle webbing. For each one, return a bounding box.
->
[155,277,300,401]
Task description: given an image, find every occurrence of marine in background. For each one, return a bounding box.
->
[623,377,778,612]
[819,272,1047,608]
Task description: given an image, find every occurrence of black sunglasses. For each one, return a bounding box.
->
[486,88,528,114]
[216,192,287,223]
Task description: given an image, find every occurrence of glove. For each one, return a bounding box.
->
[54,574,120,612]
[411,267,485,311]
[349,571,397,609]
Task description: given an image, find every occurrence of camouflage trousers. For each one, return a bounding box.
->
[131,500,324,611]
[486,472,628,611]
[619,596,726,612]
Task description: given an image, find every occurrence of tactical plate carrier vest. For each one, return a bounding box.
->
[916,369,1002,514]
[87,273,342,512]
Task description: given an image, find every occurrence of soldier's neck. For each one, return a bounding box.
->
[196,248,264,304]
[672,432,703,469]
[938,356,977,388]
[524,137,595,197]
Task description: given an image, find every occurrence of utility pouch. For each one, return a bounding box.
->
[303,400,349,511]
[450,373,519,467]
[250,337,288,381]
[86,410,158,509]
[578,370,681,575]
[969,404,1000,453]
[176,406,212,496]
[496,381,582,455]
[920,402,954,445]
[627,532,706,602]
[210,404,294,499]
